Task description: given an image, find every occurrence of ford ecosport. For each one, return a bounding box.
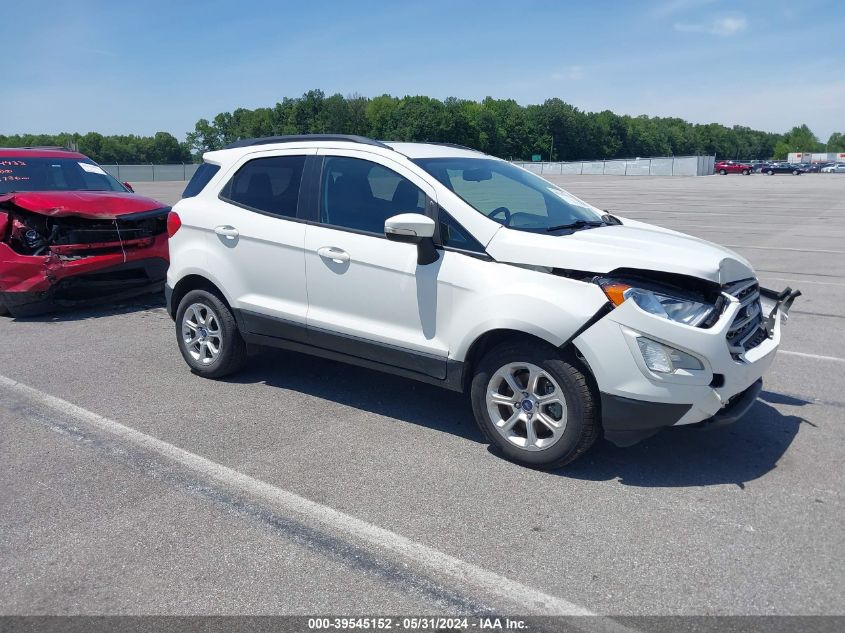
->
[165,135,799,468]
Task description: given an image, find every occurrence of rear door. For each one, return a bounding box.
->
[203,148,315,339]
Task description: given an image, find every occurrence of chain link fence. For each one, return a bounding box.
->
[102,155,715,183]
[100,163,200,182]
[512,155,715,177]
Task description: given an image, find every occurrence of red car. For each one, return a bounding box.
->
[715,160,753,175]
[0,147,170,317]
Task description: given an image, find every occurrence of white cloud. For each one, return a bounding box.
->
[674,15,747,36]
[653,0,717,18]
[552,66,585,81]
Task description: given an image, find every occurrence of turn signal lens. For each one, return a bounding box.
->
[166,211,182,237]
[598,280,632,306]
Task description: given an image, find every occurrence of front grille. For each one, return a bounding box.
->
[723,279,767,360]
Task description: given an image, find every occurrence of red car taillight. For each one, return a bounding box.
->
[166,212,182,237]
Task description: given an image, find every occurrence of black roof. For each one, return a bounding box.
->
[223,134,393,150]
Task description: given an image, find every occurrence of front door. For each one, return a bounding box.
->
[304,150,449,378]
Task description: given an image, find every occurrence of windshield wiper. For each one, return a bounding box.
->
[546,219,607,233]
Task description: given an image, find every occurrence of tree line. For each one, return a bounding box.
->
[186,91,843,162]
[0,131,192,164]
[3,90,842,163]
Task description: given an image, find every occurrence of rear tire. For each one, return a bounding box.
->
[793,170,800,175]
[719,169,727,175]
[175,289,247,378]
[767,170,774,175]
[470,341,599,469]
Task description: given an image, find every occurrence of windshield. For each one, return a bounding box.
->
[413,157,604,232]
[0,157,127,194]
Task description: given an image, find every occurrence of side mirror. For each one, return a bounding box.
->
[384,213,438,265]
[385,213,435,241]
[123,181,134,193]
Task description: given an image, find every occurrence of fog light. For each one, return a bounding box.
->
[636,337,703,374]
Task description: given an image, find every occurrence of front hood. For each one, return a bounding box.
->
[0,191,167,219]
[486,218,755,284]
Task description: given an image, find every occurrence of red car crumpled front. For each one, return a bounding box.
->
[0,189,170,317]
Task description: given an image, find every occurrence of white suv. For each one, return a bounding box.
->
[166,135,799,468]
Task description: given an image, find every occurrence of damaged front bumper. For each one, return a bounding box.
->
[573,283,800,447]
[0,206,170,317]
[0,256,169,317]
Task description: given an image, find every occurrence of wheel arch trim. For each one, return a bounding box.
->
[168,270,235,319]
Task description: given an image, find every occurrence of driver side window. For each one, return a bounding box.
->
[320,157,426,235]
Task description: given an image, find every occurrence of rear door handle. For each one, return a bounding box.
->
[214,225,239,239]
[317,246,350,263]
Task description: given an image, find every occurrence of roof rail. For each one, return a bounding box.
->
[421,142,481,152]
[223,134,393,151]
[15,146,71,151]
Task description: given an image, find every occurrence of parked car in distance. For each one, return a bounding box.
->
[166,135,800,469]
[0,147,170,317]
[715,160,753,175]
[801,163,826,173]
[821,163,845,173]
[761,163,805,175]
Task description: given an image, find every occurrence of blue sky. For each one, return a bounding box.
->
[3,0,842,141]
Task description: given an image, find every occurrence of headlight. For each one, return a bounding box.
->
[597,279,716,326]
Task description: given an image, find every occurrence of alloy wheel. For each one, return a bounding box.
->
[486,362,567,451]
[181,302,223,365]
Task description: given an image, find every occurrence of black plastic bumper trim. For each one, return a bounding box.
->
[164,283,174,318]
[600,393,692,447]
[601,378,764,447]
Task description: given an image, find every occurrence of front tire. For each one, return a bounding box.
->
[767,170,774,175]
[719,169,727,175]
[742,169,750,175]
[470,341,599,469]
[175,289,247,378]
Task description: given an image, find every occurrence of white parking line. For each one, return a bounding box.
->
[757,276,845,287]
[779,350,845,363]
[0,374,595,618]
[721,244,845,255]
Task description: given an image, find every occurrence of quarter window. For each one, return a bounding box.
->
[320,157,425,234]
[221,155,305,218]
[183,162,220,198]
[438,209,485,253]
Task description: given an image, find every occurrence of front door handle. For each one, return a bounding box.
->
[317,246,350,263]
[214,225,239,239]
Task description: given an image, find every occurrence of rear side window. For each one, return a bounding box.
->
[182,162,220,198]
[221,155,305,218]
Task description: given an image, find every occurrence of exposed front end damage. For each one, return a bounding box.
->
[0,199,169,317]
[571,272,800,447]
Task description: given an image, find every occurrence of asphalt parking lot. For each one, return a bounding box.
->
[1,174,843,617]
